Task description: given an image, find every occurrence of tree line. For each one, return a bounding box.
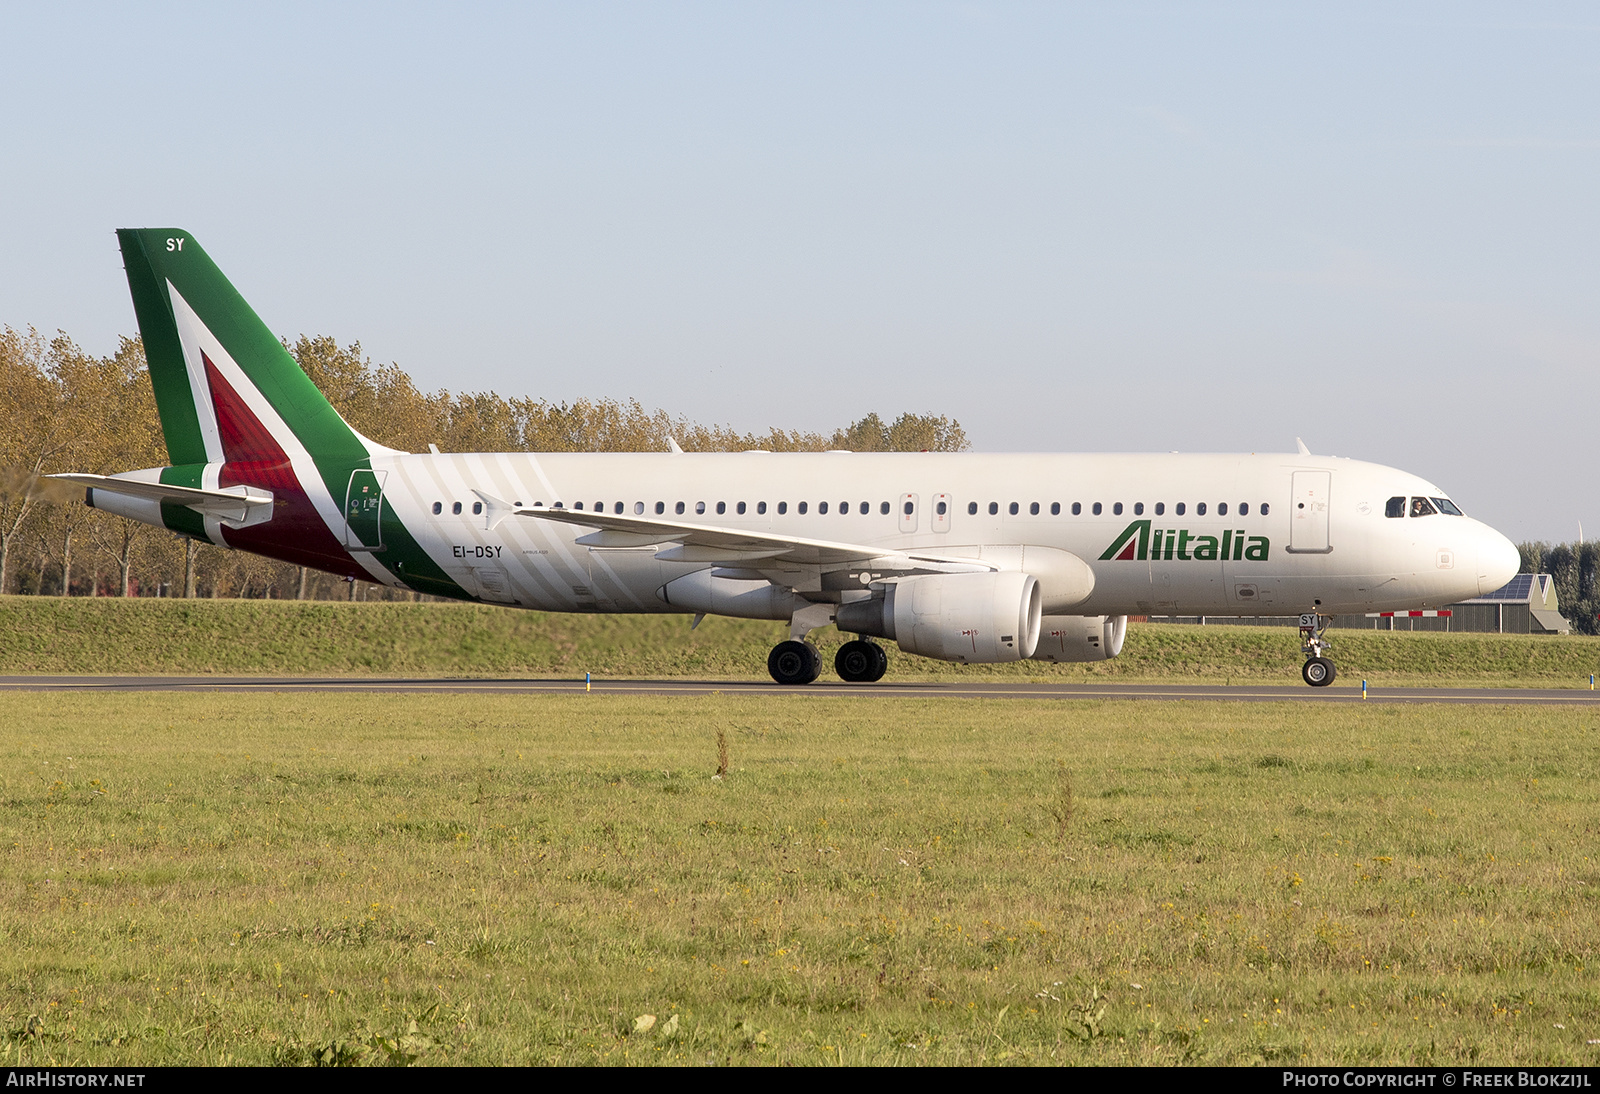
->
[1518,541,1600,636]
[0,327,967,601]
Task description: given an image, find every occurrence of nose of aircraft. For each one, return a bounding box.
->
[1475,523,1521,596]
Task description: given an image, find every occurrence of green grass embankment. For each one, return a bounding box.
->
[0,596,1596,686]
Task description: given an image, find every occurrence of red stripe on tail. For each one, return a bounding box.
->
[203,353,370,578]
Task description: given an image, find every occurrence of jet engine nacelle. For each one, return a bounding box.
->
[835,571,1043,663]
[1028,614,1128,663]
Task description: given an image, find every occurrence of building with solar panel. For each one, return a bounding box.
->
[1437,573,1570,634]
[1361,573,1570,633]
[1148,573,1570,633]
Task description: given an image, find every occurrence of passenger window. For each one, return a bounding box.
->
[552,501,564,509]
[1092,502,1102,516]
[432,502,442,515]
[1239,502,1249,516]
[1051,502,1060,515]
[1261,502,1270,516]
[656,502,666,515]
[840,501,849,514]
[715,501,725,515]
[1154,502,1164,516]
[1410,496,1437,517]
[755,501,765,514]
[880,501,890,515]
[615,502,625,514]
[1029,502,1039,515]
[798,502,808,515]
[1113,502,1123,516]
[968,502,978,515]
[574,501,584,510]
[737,501,747,515]
[1009,502,1019,515]
[989,502,999,515]
[1196,502,1206,516]
[861,501,870,515]
[472,501,483,515]
[903,501,914,516]
[675,501,686,515]
[1133,502,1143,516]
[452,502,462,515]
[937,501,948,516]
[1175,502,1185,516]
[695,501,705,514]
[1218,502,1227,516]
[1433,497,1463,516]
[777,502,787,515]
[818,501,828,514]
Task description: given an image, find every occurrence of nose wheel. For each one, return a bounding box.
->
[1298,613,1336,687]
[1302,656,1336,687]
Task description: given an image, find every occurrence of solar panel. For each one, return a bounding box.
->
[1477,574,1534,601]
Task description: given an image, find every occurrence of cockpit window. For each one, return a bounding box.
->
[1410,496,1438,517]
[1431,497,1464,516]
[1385,496,1405,518]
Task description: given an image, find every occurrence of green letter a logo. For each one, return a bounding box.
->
[1098,520,1151,561]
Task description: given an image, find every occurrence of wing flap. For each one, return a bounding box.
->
[509,502,996,572]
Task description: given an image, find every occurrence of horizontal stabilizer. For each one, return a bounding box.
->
[52,473,274,523]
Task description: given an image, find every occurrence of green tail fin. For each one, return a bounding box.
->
[116,228,373,464]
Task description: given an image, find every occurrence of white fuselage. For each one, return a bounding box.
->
[359,450,1519,618]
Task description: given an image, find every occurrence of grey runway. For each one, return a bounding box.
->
[1,675,1598,705]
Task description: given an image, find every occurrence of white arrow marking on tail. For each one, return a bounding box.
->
[166,282,391,584]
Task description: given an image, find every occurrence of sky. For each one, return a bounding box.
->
[2,2,1596,542]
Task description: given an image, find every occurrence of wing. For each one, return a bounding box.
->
[477,491,993,573]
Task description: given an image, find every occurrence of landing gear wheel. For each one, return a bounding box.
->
[835,639,888,683]
[1302,657,1336,687]
[769,640,823,685]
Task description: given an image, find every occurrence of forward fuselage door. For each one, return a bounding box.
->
[1287,470,1332,554]
[344,469,387,551]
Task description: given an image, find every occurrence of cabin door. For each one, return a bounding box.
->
[1287,470,1332,554]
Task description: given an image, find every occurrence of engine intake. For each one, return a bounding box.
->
[835,571,1042,663]
[1028,615,1128,662]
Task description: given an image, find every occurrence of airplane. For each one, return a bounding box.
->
[53,228,1522,687]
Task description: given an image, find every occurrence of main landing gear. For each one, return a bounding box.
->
[768,640,823,685]
[1299,612,1337,687]
[766,637,888,684]
[835,639,889,683]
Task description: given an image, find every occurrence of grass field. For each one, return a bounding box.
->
[1,597,1597,687]
[3,691,1597,1066]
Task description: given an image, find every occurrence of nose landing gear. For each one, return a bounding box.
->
[1299,613,1336,687]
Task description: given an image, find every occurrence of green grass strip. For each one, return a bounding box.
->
[0,598,1596,686]
[3,694,1598,1065]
